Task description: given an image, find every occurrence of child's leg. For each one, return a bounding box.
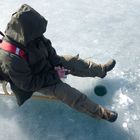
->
[59,55,115,78]
[38,82,105,119]
[59,55,105,78]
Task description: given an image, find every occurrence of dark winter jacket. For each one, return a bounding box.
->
[0,4,61,106]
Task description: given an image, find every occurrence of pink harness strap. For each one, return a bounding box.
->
[0,40,26,59]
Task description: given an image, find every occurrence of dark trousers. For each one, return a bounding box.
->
[38,55,106,119]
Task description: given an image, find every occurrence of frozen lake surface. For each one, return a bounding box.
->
[0,0,140,140]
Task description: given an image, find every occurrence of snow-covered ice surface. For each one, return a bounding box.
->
[0,0,140,140]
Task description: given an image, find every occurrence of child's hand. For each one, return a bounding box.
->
[55,66,70,79]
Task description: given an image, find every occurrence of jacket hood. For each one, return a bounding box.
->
[4,4,47,46]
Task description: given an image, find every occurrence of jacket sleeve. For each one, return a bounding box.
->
[7,56,60,92]
[42,37,62,67]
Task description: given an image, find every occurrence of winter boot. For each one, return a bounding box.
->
[100,59,116,78]
[102,109,118,122]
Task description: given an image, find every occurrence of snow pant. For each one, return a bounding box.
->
[59,54,105,78]
[38,55,107,119]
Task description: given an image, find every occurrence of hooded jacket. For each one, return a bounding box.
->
[0,4,61,106]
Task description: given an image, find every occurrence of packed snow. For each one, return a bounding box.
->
[0,0,140,140]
